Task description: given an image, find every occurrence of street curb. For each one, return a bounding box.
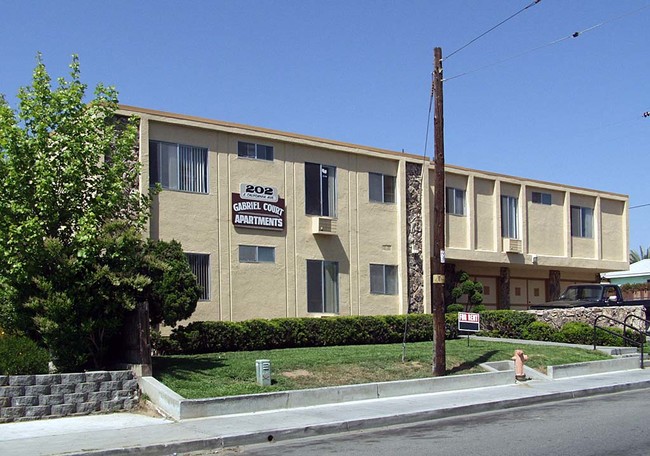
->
[67,377,650,456]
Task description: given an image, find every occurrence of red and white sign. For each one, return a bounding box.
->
[458,312,480,332]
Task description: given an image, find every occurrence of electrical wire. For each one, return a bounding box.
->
[444,3,650,82]
[445,0,542,61]
[630,203,650,209]
[423,72,434,157]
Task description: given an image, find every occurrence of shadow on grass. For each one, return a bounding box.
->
[153,355,227,381]
[447,350,500,375]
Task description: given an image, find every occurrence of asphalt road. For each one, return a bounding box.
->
[226,387,650,456]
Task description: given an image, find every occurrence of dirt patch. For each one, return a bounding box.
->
[281,369,314,378]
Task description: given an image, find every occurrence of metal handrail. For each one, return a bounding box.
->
[593,314,645,369]
[623,313,650,339]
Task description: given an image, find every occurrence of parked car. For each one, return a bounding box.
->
[529,283,650,310]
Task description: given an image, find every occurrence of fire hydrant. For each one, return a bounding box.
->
[512,349,528,382]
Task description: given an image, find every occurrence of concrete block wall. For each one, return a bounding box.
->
[0,370,139,423]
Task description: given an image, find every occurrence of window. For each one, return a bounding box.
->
[238,141,273,161]
[186,253,210,300]
[239,245,275,263]
[369,173,396,203]
[307,260,339,313]
[370,264,398,295]
[501,195,519,238]
[532,191,552,205]
[571,206,593,238]
[305,162,336,216]
[446,187,466,216]
[150,141,208,193]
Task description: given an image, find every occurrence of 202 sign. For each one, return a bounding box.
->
[239,183,279,202]
[244,184,274,196]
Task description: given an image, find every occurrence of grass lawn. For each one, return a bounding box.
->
[153,339,612,399]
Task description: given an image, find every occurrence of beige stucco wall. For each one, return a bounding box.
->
[121,106,630,322]
[600,198,626,262]
[526,187,565,256]
[473,178,496,251]
[145,116,409,321]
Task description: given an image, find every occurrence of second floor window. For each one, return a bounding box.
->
[150,141,208,194]
[501,195,519,239]
[238,141,274,161]
[369,173,396,203]
[305,162,336,217]
[532,191,552,205]
[571,205,593,238]
[446,187,466,216]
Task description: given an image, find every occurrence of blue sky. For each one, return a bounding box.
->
[2,1,649,255]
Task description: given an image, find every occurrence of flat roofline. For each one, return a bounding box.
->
[119,104,628,200]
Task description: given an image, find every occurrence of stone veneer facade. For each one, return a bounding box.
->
[0,370,139,423]
[527,306,648,332]
[406,162,424,314]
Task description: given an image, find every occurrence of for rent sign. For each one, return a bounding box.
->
[458,312,480,332]
[232,186,285,231]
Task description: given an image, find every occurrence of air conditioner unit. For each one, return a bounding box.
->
[504,238,523,254]
[312,217,337,235]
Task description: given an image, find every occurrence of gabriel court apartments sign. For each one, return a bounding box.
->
[232,183,285,231]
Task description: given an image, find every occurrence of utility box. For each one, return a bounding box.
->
[256,359,271,386]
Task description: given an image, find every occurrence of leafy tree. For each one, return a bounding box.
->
[144,239,201,327]
[629,245,650,264]
[449,271,484,312]
[27,221,152,370]
[0,55,173,370]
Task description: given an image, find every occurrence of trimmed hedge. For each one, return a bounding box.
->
[155,314,460,355]
[478,310,646,347]
[478,310,538,339]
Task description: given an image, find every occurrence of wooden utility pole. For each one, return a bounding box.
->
[432,47,446,376]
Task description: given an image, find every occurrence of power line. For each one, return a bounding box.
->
[423,70,435,157]
[445,0,542,61]
[630,203,650,209]
[444,3,650,82]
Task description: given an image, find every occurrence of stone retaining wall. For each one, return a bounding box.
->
[0,370,139,423]
[527,306,648,331]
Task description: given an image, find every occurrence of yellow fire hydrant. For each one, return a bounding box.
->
[512,349,528,382]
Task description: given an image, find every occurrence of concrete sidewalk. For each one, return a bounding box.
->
[2,366,650,456]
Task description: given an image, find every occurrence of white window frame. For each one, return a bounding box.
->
[186,253,210,301]
[239,245,276,263]
[307,260,339,313]
[305,162,337,217]
[237,141,274,161]
[369,264,398,295]
[571,205,593,238]
[150,140,208,194]
[501,195,519,239]
[446,187,466,216]
[369,173,396,203]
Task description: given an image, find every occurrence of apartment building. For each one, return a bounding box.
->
[119,105,629,323]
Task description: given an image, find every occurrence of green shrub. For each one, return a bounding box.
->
[521,321,560,342]
[478,310,537,339]
[557,322,642,346]
[0,335,49,375]
[164,314,460,355]
[446,304,463,313]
